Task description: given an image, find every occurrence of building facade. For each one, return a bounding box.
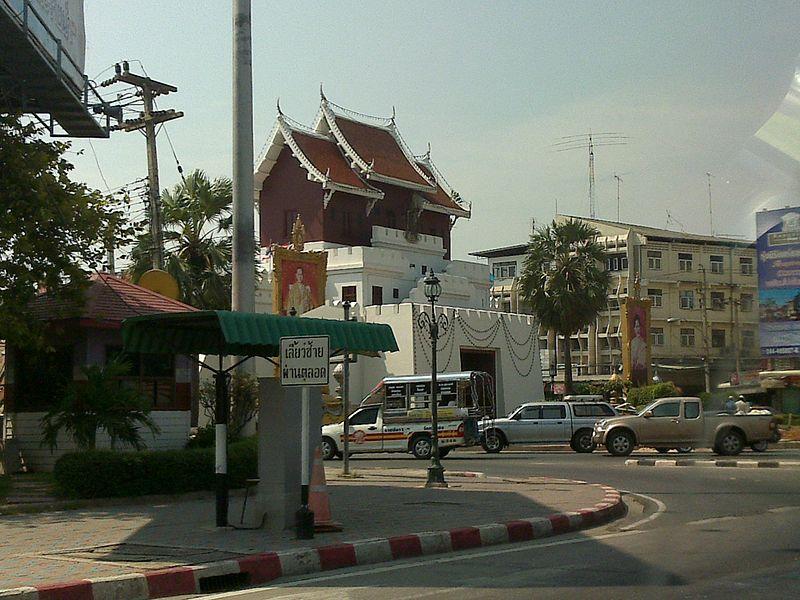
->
[472,215,761,393]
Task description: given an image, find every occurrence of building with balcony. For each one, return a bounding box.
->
[471,215,761,393]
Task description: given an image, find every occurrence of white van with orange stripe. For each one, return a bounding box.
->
[321,403,476,460]
[320,372,493,460]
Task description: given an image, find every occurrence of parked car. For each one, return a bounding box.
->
[593,397,781,457]
[479,401,618,453]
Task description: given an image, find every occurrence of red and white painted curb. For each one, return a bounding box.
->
[625,458,800,469]
[0,485,623,600]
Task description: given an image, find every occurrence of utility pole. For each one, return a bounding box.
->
[342,301,352,476]
[103,62,183,270]
[232,0,255,314]
[698,266,712,393]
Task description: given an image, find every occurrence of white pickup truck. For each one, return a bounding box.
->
[479,401,618,453]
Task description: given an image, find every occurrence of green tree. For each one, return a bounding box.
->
[126,170,233,309]
[0,116,119,347]
[41,359,160,451]
[519,219,610,394]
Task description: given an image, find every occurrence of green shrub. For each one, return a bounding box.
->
[626,381,681,406]
[54,437,257,499]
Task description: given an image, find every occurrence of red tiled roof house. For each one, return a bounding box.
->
[2,273,199,470]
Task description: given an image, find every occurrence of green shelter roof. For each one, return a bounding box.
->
[121,310,399,357]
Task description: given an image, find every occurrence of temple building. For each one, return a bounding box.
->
[252,94,543,415]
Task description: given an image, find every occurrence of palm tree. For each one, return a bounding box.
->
[519,219,610,394]
[127,170,233,309]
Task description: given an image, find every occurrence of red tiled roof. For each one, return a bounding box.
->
[415,162,465,212]
[30,273,197,325]
[290,129,372,191]
[334,117,433,188]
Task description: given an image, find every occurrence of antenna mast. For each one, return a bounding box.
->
[706,171,714,235]
[613,173,623,221]
[553,132,628,219]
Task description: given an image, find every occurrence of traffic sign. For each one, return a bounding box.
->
[280,335,330,386]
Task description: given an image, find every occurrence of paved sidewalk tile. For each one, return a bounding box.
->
[0,468,610,590]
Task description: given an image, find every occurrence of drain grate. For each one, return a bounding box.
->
[403,501,462,506]
[45,542,243,565]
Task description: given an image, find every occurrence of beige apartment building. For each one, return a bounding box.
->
[471,215,761,393]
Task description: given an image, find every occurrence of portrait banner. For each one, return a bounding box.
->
[272,245,327,316]
[621,297,652,386]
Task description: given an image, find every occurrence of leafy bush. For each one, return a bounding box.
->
[53,436,257,499]
[626,382,681,406]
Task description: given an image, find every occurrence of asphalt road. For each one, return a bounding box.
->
[195,447,800,599]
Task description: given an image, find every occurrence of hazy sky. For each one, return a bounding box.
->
[69,1,800,259]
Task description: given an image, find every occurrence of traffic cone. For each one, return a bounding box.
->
[309,445,342,532]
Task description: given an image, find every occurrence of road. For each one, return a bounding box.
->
[195,448,800,599]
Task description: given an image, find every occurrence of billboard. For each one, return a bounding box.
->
[621,297,652,386]
[756,207,800,356]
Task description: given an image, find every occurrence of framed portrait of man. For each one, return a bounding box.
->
[621,297,652,386]
[272,245,327,316]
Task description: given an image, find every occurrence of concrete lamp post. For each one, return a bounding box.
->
[548,363,558,398]
[417,270,448,488]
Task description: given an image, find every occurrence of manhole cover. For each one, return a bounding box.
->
[45,543,243,565]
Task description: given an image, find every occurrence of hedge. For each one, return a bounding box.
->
[53,436,257,499]
[625,382,681,406]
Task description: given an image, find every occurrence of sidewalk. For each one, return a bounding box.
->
[0,467,622,593]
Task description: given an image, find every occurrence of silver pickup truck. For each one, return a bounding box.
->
[592,397,780,456]
[480,401,618,453]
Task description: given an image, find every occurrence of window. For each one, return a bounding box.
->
[349,406,379,426]
[284,210,299,237]
[648,288,663,307]
[680,328,695,347]
[518,406,539,420]
[421,265,427,274]
[647,250,662,270]
[572,404,616,417]
[742,330,755,350]
[711,291,725,311]
[740,257,754,275]
[541,405,566,419]
[371,286,383,306]
[652,402,680,417]
[685,402,700,419]
[393,288,399,299]
[678,252,693,272]
[740,293,753,312]
[712,329,726,349]
[493,261,517,279]
[342,285,357,303]
[651,327,665,346]
[710,255,724,274]
[680,290,694,309]
[606,253,628,272]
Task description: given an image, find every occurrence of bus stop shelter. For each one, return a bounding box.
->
[121,310,398,528]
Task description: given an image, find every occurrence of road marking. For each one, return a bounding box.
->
[201,530,644,599]
[767,506,800,513]
[686,516,738,526]
[618,491,667,531]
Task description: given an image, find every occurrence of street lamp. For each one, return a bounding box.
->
[548,363,557,398]
[416,270,448,488]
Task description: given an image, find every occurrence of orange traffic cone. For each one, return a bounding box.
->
[309,445,343,532]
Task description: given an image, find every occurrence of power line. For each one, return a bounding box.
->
[87,140,111,192]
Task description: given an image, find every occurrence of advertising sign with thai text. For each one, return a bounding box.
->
[757,207,800,356]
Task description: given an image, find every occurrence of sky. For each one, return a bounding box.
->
[67,0,800,260]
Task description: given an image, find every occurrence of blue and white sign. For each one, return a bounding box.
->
[757,207,800,356]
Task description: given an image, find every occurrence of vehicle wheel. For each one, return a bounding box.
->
[676,447,693,454]
[321,437,338,461]
[411,435,433,459]
[439,447,451,458]
[655,448,670,454]
[750,440,768,452]
[606,430,635,457]
[481,430,505,454]
[571,430,596,453]
[716,429,745,456]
